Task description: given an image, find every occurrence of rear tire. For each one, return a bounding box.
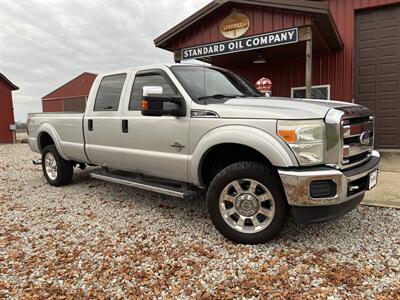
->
[206,161,288,244]
[42,145,73,187]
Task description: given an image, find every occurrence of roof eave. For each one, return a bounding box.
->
[42,72,97,100]
[311,11,343,52]
[0,73,19,90]
[154,0,222,49]
[154,0,343,52]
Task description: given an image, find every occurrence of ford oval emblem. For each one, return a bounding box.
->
[360,131,370,145]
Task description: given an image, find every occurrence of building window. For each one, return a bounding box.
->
[291,84,330,100]
[94,74,127,111]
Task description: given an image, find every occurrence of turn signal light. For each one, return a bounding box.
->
[277,129,297,143]
[141,99,148,111]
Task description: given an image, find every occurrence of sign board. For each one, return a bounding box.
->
[181,28,298,61]
[220,9,250,39]
[256,77,272,95]
[9,124,16,131]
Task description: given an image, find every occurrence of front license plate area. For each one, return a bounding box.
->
[368,170,378,190]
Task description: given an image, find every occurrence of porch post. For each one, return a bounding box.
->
[299,26,313,99]
[305,35,313,99]
[174,51,181,63]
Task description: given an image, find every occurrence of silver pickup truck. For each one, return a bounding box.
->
[28,64,379,244]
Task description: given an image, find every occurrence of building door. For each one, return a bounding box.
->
[63,97,86,112]
[355,5,400,149]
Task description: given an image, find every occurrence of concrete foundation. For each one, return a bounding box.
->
[362,151,400,209]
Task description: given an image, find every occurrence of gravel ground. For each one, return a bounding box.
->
[1,144,399,299]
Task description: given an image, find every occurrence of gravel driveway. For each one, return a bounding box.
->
[1,144,399,299]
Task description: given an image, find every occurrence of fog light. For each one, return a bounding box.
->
[310,180,337,198]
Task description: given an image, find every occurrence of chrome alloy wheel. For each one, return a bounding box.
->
[219,179,275,234]
[44,152,58,180]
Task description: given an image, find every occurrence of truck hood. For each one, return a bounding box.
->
[205,97,358,119]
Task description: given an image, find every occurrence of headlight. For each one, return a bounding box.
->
[277,120,325,166]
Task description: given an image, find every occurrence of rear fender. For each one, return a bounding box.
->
[37,123,70,161]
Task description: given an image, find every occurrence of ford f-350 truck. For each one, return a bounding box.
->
[28,64,379,244]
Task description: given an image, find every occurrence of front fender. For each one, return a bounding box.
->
[189,125,298,185]
[37,123,70,161]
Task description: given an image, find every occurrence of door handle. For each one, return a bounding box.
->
[88,119,93,131]
[122,119,128,133]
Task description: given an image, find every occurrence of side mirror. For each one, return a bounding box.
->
[143,86,163,97]
[141,86,186,117]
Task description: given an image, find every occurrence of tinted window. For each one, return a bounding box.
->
[94,74,126,111]
[129,73,177,111]
[171,66,262,103]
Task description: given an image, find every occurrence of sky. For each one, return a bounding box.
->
[0,0,210,122]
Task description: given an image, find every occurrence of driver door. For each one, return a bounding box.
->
[120,69,190,181]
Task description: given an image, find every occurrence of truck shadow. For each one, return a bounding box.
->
[69,169,380,249]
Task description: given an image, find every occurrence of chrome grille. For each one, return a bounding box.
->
[340,109,374,169]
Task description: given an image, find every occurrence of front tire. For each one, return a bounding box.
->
[207,161,288,244]
[42,145,73,187]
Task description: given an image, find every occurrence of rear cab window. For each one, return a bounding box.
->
[94,74,127,111]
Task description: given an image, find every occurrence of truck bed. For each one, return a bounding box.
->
[28,112,88,163]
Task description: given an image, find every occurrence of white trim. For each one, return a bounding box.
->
[291,84,331,100]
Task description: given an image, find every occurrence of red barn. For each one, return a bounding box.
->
[0,73,18,144]
[155,0,400,149]
[42,72,97,113]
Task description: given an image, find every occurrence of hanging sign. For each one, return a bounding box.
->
[181,28,298,61]
[220,9,250,39]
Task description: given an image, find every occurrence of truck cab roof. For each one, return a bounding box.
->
[100,63,205,76]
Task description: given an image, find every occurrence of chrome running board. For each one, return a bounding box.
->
[90,169,198,199]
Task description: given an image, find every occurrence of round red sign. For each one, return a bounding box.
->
[255,77,272,95]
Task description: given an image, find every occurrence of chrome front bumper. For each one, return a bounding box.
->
[278,150,380,207]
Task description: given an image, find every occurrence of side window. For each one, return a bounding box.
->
[129,73,178,111]
[291,85,330,100]
[94,74,127,111]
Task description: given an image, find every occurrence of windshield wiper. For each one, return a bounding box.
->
[198,94,245,101]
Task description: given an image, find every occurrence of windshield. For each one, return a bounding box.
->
[170,66,263,104]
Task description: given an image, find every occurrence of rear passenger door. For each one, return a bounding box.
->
[84,73,128,169]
